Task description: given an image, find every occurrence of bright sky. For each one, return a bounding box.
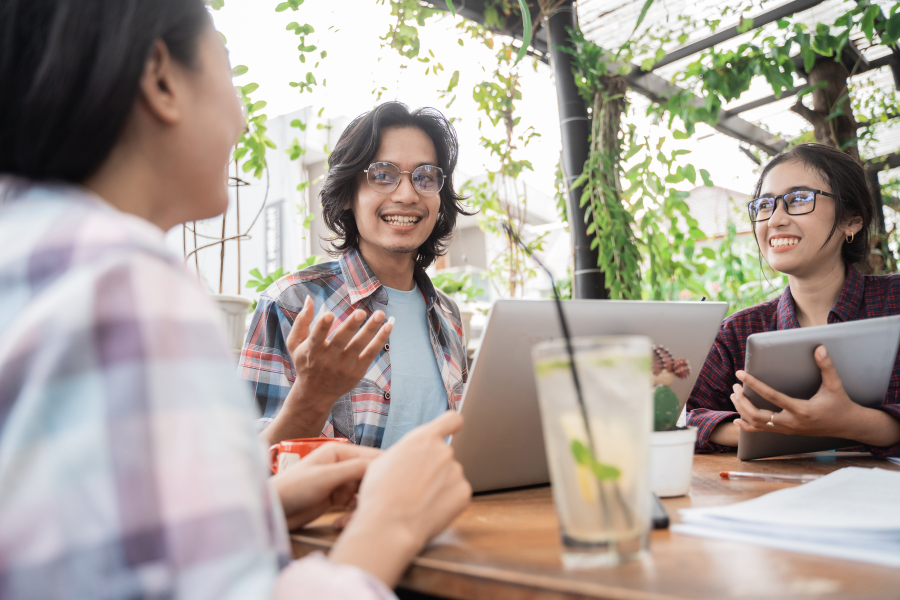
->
[211,0,762,213]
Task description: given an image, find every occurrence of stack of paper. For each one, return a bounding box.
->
[673,467,900,567]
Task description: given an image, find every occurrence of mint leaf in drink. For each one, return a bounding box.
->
[571,439,592,464]
[570,439,621,481]
[590,461,621,481]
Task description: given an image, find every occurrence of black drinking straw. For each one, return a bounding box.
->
[502,222,632,530]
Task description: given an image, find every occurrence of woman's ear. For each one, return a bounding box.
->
[845,214,864,237]
[138,40,182,125]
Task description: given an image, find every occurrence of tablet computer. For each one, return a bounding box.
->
[738,315,900,460]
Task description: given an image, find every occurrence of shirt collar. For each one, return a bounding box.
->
[776,264,864,329]
[338,246,438,309]
[829,264,864,323]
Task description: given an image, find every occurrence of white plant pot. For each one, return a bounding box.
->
[649,426,698,498]
[459,309,474,343]
[214,294,253,350]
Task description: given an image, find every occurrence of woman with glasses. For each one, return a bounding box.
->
[687,143,900,456]
[0,2,471,598]
[240,102,471,449]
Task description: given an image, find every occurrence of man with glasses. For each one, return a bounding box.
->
[240,102,471,448]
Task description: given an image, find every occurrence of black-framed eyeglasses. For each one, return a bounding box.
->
[747,189,835,222]
[362,162,445,196]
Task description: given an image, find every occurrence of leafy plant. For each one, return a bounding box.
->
[564,28,712,301]
[430,272,485,302]
[697,221,787,314]
[245,256,326,309]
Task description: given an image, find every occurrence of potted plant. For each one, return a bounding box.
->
[649,345,698,498]
[430,272,484,342]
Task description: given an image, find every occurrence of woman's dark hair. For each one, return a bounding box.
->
[320,102,471,270]
[752,143,875,267]
[0,0,210,183]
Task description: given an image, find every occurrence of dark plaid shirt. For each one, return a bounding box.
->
[687,265,900,457]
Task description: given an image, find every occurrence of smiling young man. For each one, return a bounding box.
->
[239,102,470,448]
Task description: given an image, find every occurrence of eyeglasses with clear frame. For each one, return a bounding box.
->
[362,162,445,196]
[747,189,835,222]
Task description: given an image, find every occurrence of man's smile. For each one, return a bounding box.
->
[380,211,425,228]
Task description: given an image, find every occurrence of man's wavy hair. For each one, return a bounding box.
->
[320,102,470,270]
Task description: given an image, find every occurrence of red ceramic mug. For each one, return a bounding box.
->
[268,437,350,474]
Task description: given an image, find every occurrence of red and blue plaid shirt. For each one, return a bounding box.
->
[687,265,900,457]
[238,247,467,448]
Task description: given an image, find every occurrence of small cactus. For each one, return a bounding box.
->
[654,385,680,431]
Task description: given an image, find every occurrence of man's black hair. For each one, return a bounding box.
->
[0,0,210,183]
[320,102,471,270]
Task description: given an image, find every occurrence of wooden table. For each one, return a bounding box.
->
[292,453,900,600]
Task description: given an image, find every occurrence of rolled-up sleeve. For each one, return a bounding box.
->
[687,325,741,453]
[866,377,900,457]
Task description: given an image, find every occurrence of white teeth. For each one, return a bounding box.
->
[382,215,420,225]
[770,238,799,248]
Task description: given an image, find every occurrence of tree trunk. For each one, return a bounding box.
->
[586,74,643,299]
[596,75,627,200]
[790,59,859,160]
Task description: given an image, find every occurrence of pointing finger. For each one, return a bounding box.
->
[417,410,463,439]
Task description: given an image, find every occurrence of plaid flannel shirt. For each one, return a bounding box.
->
[687,265,900,457]
[239,247,467,448]
[0,181,394,600]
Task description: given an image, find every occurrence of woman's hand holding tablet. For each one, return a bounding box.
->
[731,346,865,438]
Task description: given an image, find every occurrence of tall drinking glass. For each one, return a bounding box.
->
[532,335,653,568]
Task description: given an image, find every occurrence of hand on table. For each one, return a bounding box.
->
[731,345,860,437]
[266,296,392,444]
[329,411,472,588]
[272,442,381,531]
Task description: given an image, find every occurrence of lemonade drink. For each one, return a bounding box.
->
[532,336,653,568]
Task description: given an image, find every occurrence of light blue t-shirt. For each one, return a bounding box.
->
[379,284,448,449]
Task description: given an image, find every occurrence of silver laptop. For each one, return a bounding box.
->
[738,315,900,460]
[451,299,728,493]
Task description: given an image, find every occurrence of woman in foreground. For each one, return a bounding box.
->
[0,1,470,598]
[687,143,900,456]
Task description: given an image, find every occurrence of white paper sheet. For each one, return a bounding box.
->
[674,467,900,567]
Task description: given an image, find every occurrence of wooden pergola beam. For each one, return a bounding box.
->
[625,68,789,156]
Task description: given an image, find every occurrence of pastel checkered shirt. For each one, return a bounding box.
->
[687,265,900,457]
[239,247,467,448]
[0,181,394,600]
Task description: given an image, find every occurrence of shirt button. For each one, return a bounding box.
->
[384,391,391,401]
[384,343,390,352]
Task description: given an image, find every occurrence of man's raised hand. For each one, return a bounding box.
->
[265,296,393,444]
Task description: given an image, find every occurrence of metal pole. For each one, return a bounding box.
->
[548,1,607,299]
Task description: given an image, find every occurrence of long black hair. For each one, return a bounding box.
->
[753,143,875,267]
[320,102,471,270]
[0,0,210,183]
